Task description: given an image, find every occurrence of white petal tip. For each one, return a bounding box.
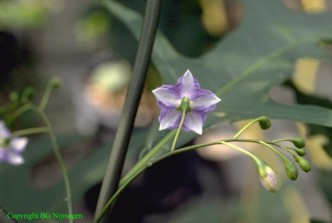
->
[184,70,193,77]
[8,156,24,165]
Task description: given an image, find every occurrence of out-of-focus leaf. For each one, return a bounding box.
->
[0,1,47,29]
[292,58,320,95]
[291,57,332,101]
[301,0,327,13]
[0,135,89,214]
[282,187,310,223]
[199,0,228,37]
[306,135,332,170]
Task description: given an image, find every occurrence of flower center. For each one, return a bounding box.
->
[177,97,191,114]
[0,137,10,147]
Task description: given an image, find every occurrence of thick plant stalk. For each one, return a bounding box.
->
[94,0,163,222]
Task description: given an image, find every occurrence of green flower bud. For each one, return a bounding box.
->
[293,148,306,156]
[21,87,36,103]
[291,138,306,148]
[294,156,311,172]
[259,165,281,192]
[9,91,20,102]
[49,76,63,89]
[258,116,271,130]
[284,161,298,180]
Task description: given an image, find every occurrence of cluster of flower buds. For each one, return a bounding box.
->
[0,77,63,166]
[249,117,311,192]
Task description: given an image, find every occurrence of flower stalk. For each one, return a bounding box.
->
[33,106,73,221]
[11,127,49,137]
[233,116,271,139]
[170,97,191,151]
[96,136,295,220]
[94,115,310,219]
[171,109,186,151]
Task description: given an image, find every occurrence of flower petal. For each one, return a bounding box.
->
[0,149,9,161]
[0,121,28,165]
[260,166,281,192]
[178,70,201,98]
[152,70,221,134]
[191,90,221,112]
[159,109,182,130]
[0,121,10,138]
[10,137,28,152]
[152,85,181,108]
[7,152,24,165]
[182,111,204,135]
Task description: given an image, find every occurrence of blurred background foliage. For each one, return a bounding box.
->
[0,0,48,29]
[1,0,332,222]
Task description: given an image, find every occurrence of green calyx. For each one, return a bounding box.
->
[0,137,10,147]
[256,159,268,178]
[178,97,191,114]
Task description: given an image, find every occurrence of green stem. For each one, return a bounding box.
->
[272,138,295,143]
[96,138,273,222]
[220,141,262,163]
[258,140,290,163]
[8,79,73,219]
[29,105,73,222]
[7,104,32,125]
[120,131,176,186]
[120,138,266,188]
[94,166,144,223]
[270,143,298,157]
[94,0,163,221]
[233,116,263,139]
[11,127,49,137]
[13,104,73,222]
[171,110,186,151]
[95,139,222,223]
[38,84,53,111]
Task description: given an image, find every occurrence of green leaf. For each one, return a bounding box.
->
[104,0,332,126]
[0,127,149,214]
[0,135,93,213]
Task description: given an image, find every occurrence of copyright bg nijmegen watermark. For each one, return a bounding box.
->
[6,211,84,222]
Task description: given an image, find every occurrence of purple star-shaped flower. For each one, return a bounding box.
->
[0,121,28,165]
[152,70,221,135]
